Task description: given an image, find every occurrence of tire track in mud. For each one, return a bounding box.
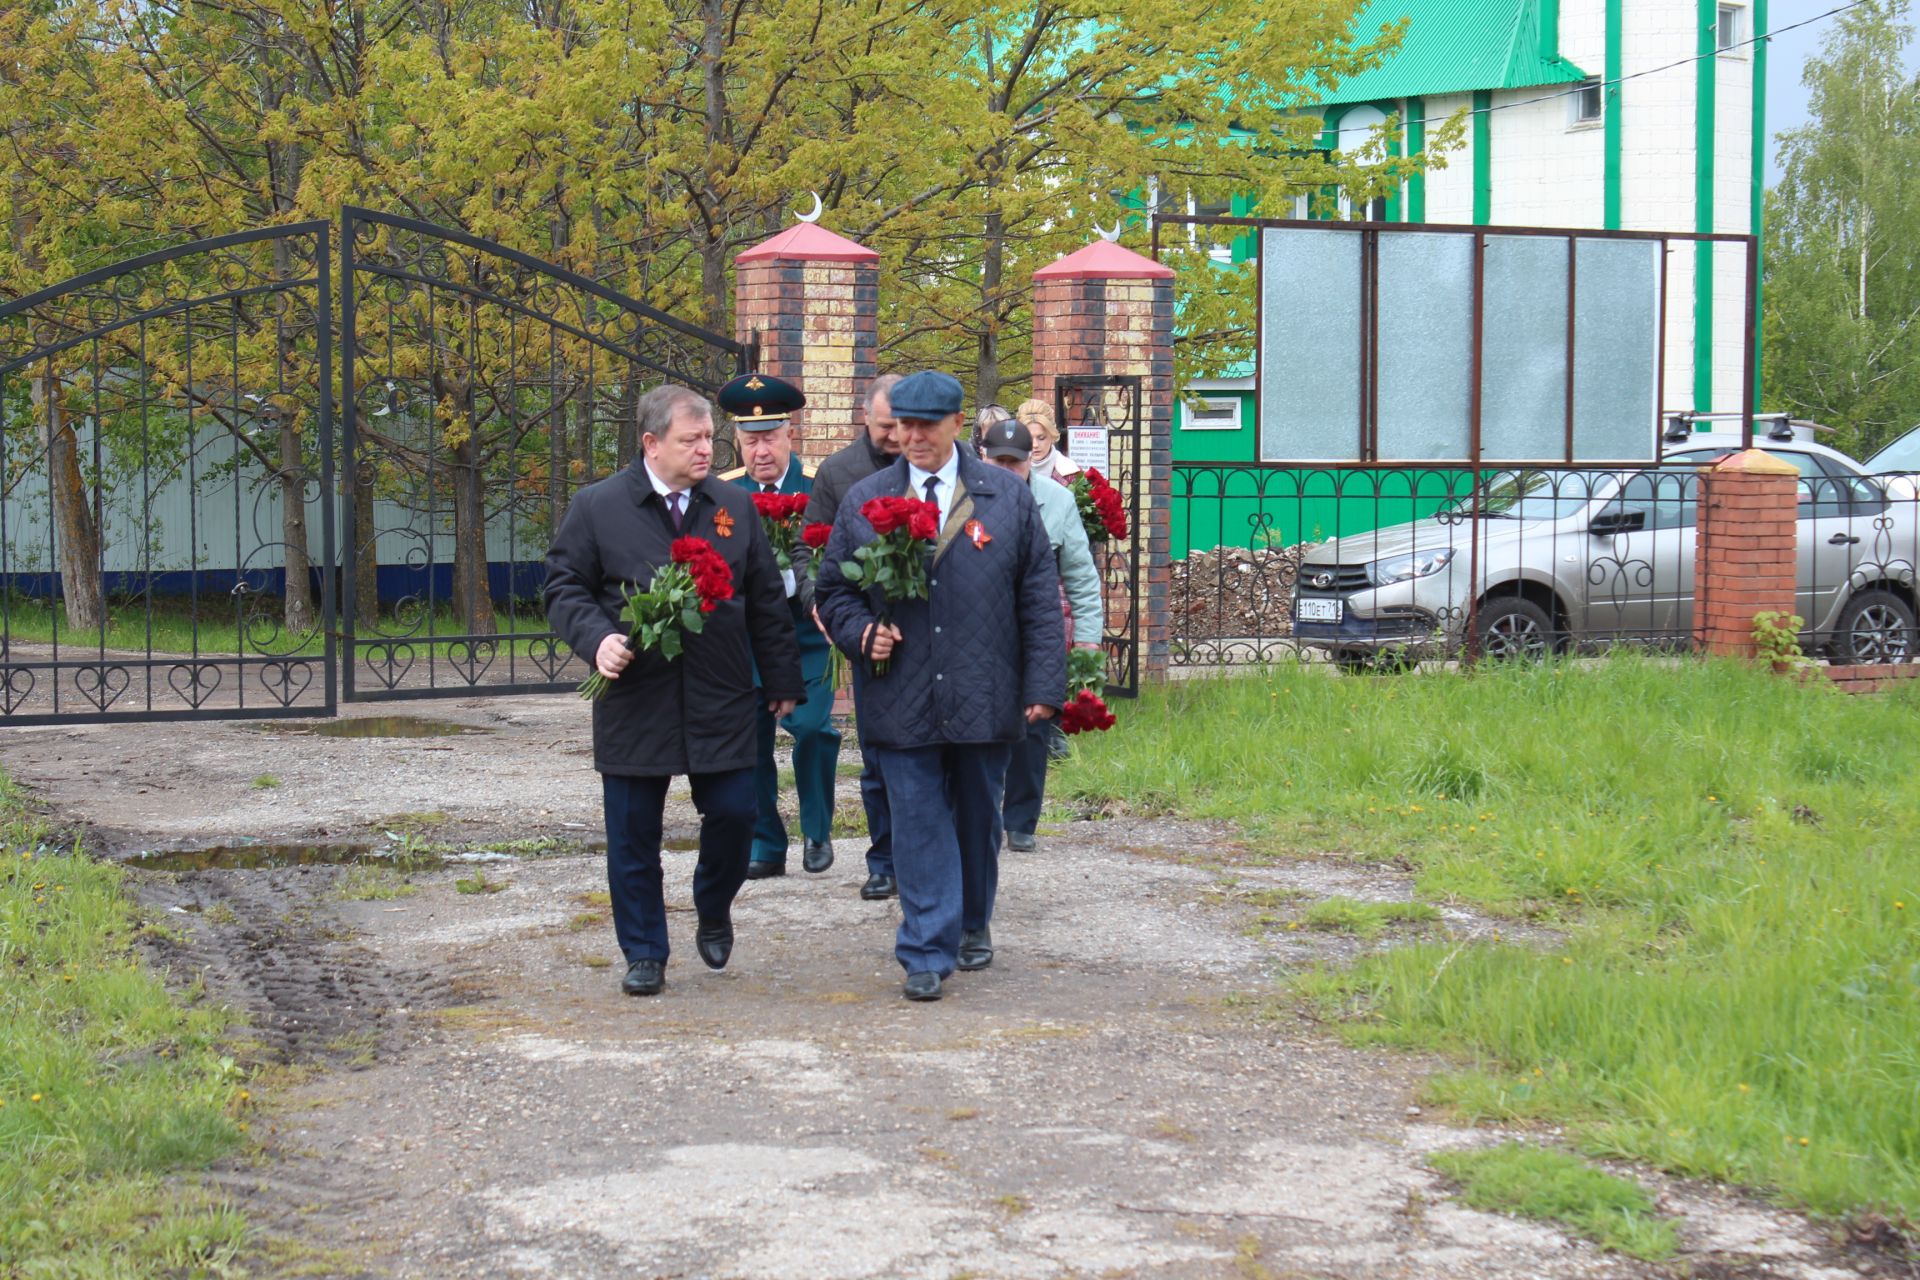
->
[133,863,454,1063]
[128,861,463,1275]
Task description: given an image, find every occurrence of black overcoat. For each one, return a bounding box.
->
[814,451,1066,750]
[544,464,804,777]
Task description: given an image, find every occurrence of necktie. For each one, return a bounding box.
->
[923,475,940,519]
[667,491,684,531]
[763,483,778,495]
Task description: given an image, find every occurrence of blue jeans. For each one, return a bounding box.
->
[868,742,1010,975]
[602,769,755,964]
[751,644,842,864]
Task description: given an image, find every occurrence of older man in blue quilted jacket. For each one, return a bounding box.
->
[815,370,1066,1001]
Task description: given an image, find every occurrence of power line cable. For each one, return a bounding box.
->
[1447,0,1873,120]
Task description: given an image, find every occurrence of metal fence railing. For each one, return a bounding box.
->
[1169,461,1920,672]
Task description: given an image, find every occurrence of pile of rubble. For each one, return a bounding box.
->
[1169,543,1308,640]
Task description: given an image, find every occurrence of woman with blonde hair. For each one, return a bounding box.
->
[1015,398,1082,483]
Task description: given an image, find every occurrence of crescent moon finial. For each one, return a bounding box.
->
[1094,220,1123,243]
[796,192,824,224]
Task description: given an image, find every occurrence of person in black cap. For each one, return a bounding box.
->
[716,372,841,880]
[544,384,803,998]
[807,374,903,902]
[979,416,1104,860]
[814,370,1066,1001]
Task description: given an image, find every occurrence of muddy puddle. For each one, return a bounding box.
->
[253,715,492,739]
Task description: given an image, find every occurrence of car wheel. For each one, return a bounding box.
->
[1831,589,1917,664]
[1476,597,1556,662]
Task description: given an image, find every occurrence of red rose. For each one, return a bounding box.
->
[908,510,939,541]
[802,522,832,550]
[750,492,785,519]
[862,495,904,535]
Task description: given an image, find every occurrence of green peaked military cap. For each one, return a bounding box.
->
[718,372,806,427]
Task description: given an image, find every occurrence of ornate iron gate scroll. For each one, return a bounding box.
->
[339,207,750,700]
[1053,374,1144,697]
[0,225,336,725]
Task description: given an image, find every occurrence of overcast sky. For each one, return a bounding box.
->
[1765,0,1917,182]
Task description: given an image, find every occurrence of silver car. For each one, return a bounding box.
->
[1291,433,1919,668]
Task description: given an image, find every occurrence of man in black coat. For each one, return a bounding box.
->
[545,384,804,997]
[805,372,904,902]
[815,370,1065,1002]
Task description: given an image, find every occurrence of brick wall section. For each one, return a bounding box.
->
[1031,242,1175,683]
[1818,664,1920,695]
[733,226,879,469]
[1693,448,1800,658]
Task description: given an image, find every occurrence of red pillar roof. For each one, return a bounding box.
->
[735,223,879,265]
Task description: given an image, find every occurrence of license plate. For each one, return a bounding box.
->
[1295,597,1341,624]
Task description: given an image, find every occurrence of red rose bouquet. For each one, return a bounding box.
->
[1069,467,1128,543]
[801,521,833,580]
[839,495,941,675]
[1058,646,1116,735]
[577,536,733,699]
[750,491,812,570]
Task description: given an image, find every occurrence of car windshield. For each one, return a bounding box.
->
[1472,469,1615,519]
[1868,426,1920,473]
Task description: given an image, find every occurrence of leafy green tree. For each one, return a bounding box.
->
[1764,0,1920,458]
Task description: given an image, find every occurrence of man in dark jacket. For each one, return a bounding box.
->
[545,384,804,998]
[806,373,903,901]
[815,370,1066,1001]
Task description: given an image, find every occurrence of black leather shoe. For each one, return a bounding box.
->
[1006,831,1036,853]
[694,917,734,971]
[621,958,664,996]
[903,971,943,1001]
[860,874,897,901]
[802,838,834,874]
[745,861,785,880]
[957,927,993,971]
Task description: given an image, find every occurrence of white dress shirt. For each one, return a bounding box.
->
[906,448,962,529]
[642,459,688,505]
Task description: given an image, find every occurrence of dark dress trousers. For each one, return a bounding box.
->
[728,456,841,866]
[545,463,804,964]
[806,432,901,879]
[815,451,1066,975]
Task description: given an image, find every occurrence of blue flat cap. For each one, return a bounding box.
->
[887,370,964,421]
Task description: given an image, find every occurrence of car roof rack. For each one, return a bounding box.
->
[1663,412,1830,445]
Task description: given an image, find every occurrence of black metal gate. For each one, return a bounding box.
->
[338,207,749,700]
[0,224,337,725]
[0,212,749,724]
[1053,373,1144,697]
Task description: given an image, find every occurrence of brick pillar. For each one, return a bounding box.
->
[1031,240,1175,682]
[1694,448,1799,657]
[734,223,879,468]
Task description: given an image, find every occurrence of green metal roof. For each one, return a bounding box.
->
[1313,0,1587,107]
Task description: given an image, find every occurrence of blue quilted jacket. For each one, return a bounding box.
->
[816,452,1066,749]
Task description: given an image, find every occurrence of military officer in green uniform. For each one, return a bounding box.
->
[719,372,842,878]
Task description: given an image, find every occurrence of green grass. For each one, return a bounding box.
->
[250,774,280,790]
[1055,655,1920,1224]
[454,871,508,895]
[1299,896,1439,937]
[0,773,251,1276]
[1428,1143,1679,1260]
[1,593,556,658]
[332,865,417,901]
